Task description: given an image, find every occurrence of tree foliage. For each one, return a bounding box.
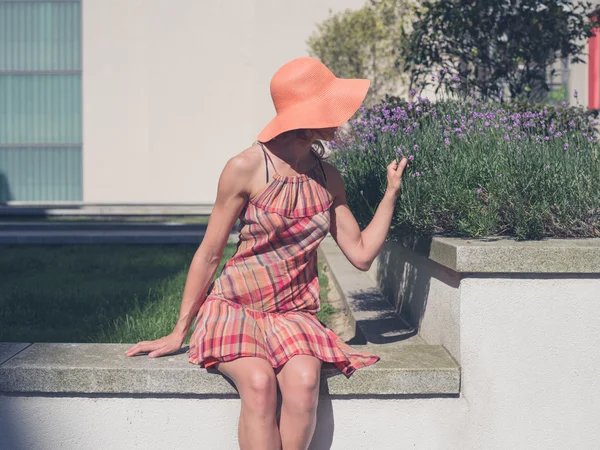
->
[307,0,412,104]
[404,0,597,101]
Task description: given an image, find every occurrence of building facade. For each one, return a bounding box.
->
[0,0,597,205]
[0,0,366,205]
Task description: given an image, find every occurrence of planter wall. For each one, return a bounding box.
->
[369,236,600,448]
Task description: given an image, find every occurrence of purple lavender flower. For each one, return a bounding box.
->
[574,90,579,98]
[416,106,422,112]
[409,154,415,161]
[451,75,459,82]
[498,173,503,178]
[544,136,550,141]
[484,121,490,127]
[414,144,419,151]
[504,134,510,141]
[409,89,415,96]
[443,67,449,73]
[444,137,451,146]
[413,122,418,128]
[545,164,551,169]
[564,142,569,150]
[476,187,483,195]
[415,171,421,177]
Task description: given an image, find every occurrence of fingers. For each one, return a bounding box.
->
[125,340,160,357]
[148,347,166,358]
[389,158,408,175]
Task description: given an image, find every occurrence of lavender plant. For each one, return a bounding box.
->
[331,91,600,240]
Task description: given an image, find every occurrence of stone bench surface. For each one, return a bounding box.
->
[0,342,459,396]
[430,236,600,273]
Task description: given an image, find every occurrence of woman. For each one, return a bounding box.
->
[126,57,408,450]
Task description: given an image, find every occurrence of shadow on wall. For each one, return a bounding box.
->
[375,237,460,329]
[0,171,13,203]
[309,385,335,450]
[0,395,28,450]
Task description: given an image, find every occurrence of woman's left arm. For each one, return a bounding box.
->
[326,157,408,272]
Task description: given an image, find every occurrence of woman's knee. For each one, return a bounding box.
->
[241,368,278,414]
[281,368,320,412]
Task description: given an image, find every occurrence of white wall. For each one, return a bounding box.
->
[0,395,465,450]
[83,0,367,204]
[370,242,600,449]
[460,276,600,449]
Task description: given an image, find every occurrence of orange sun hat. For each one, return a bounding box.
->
[257,57,370,143]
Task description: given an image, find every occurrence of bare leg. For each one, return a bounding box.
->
[276,355,322,450]
[216,357,281,450]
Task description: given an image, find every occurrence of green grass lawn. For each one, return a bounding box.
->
[0,244,335,343]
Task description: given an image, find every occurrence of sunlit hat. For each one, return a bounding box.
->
[257,57,370,142]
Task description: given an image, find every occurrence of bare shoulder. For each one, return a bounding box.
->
[223,144,263,177]
[218,144,263,192]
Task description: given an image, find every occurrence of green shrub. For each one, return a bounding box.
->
[330,94,600,240]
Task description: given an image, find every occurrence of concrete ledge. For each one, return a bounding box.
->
[319,237,418,343]
[0,204,214,216]
[0,223,241,245]
[0,343,459,396]
[0,343,29,365]
[429,236,600,273]
[318,237,460,395]
[0,223,208,245]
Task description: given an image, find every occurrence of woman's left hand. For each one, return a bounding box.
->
[386,157,408,196]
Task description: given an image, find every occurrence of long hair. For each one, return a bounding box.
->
[269,129,328,159]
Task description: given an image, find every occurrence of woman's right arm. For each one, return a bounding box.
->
[125,152,257,358]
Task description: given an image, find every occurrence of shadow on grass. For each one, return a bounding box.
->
[0,244,235,343]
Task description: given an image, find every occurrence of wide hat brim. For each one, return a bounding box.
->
[258,77,370,143]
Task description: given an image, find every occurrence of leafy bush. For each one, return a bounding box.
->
[307,0,411,104]
[330,93,600,240]
[404,0,596,102]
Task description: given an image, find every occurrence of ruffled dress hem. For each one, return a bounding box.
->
[188,350,380,378]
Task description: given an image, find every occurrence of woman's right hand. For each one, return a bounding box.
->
[125,332,185,358]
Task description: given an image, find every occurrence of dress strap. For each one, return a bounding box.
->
[258,142,277,182]
[316,157,327,184]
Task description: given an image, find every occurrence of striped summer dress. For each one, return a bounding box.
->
[188,144,379,377]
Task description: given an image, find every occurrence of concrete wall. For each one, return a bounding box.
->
[368,241,462,363]
[82,0,367,204]
[370,241,600,449]
[460,276,600,449]
[1,395,465,450]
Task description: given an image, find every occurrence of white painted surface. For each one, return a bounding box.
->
[460,276,600,449]
[82,0,367,204]
[0,395,465,450]
[370,243,600,449]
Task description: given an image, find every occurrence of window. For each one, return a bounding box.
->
[0,0,82,202]
[547,57,570,105]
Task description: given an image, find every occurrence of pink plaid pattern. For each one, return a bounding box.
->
[188,162,379,377]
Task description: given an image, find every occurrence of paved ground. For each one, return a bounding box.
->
[0,221,238,245]
[0,205,213,216]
